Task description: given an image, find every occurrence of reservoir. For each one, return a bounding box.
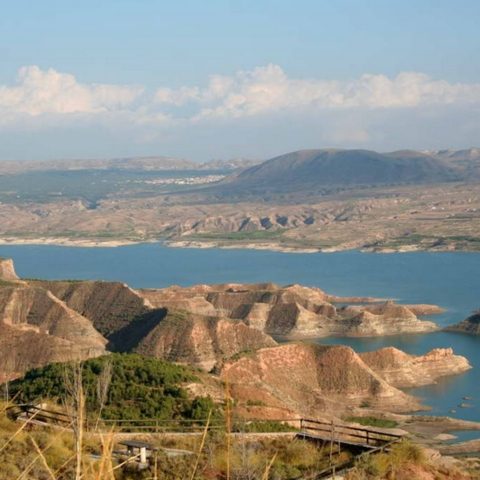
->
[0,243,478,426]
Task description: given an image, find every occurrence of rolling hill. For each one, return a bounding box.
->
[214,148,462,194]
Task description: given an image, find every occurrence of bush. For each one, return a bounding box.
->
[9,353,220,423]
[234,420,297,433]
[345,416,398,429]
[349,440,425,479]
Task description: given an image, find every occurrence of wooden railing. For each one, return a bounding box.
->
[8,405,405,479]
[299,417,403,447]
[7,404,73,428]
[8,405,403,446]
[8,404,301,433]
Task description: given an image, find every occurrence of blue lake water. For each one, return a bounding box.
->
[0,243,479,433]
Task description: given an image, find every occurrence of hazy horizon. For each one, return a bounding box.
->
[1,0,479,162]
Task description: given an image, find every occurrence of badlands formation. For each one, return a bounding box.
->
[140,283,441,337]
[219,343,471,418]
[0,258,471,418]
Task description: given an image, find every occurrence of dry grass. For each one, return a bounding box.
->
[345,439,476,480]
[3,395,471,480]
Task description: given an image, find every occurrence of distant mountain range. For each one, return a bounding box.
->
[0,156,259,174]
[214,148,480,194]
[0,148,478,194]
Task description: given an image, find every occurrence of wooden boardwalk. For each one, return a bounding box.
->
[297,418,403,479]
[298,417,402,450]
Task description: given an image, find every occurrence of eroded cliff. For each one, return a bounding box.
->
[133,311,277,371]
[138,283,440,337]
[220,343,421,418]
[29,280,151,336]
[360,347,471,388]
[0,282,107,382]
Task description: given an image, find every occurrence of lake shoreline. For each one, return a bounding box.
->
[0,235,476,254]
[0,243,478,425]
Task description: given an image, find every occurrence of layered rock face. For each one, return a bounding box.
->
[338,301,439,336]
[133,311,276,371]
[0,283,107,382]
[445,311,480,335]
[0,260,278,378]
[360,347,471,388]
[220,343,421,418]
[0,285,105,345]
[29,280,151,336]
[139,283,439,337]
[0,323,101,383]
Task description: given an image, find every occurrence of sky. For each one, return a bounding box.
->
[0,0,479,161]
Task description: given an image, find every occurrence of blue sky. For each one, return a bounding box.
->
[1,0,479,161]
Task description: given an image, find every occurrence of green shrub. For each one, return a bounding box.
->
[9,353,220,423]
[234,420,297,433]
[345,416,398,429]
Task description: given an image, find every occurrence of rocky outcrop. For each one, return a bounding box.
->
[29,280,151,336]
[133,311,277,371]
[0,285,106,349]
[0,323,102,383]
[32,280,278,370]
[0,282,107,381]
[338,301,438,336]
[360,347,471,388]
[220,343,421,418]
[445,311,480,335]
[0,260,280,378]
[138,284,439,338]
[0,258,20,282]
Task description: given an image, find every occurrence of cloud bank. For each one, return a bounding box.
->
[1,64,479,159]
[155,64,480,119]
[0,66,143,116]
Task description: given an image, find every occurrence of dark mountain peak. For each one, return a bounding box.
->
[217,148,461,194]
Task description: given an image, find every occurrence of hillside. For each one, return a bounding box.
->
[29,279,151,337]
[0,261,280,377]
[139,283,440,338]
[220,343,420,417]
[215,149,461,194]
[9,353,218,421]
[220,343,471,418]
[0,280,107,382]
[445,311,480,335]
[360,347,471,388]
[131,310,277,371]
[429,148,480,179]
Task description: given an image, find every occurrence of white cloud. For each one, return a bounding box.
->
[1,64,480,160]
[153,64,480,119]
[0,66,143,116]
[1,64,480,124]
